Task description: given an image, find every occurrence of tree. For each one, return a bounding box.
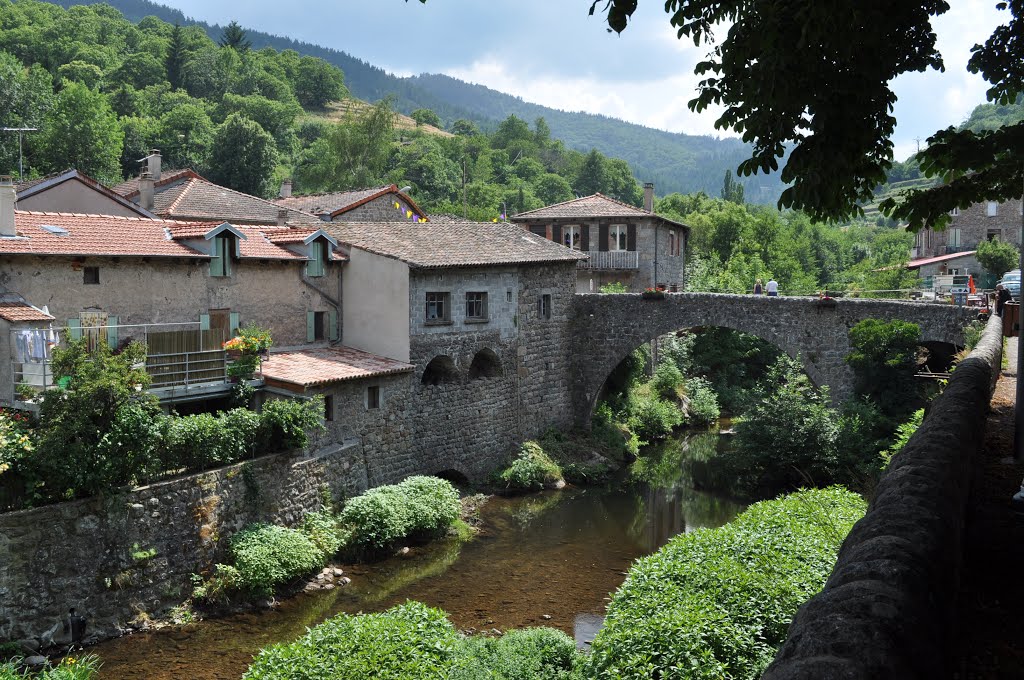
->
[157,104,215,170]
[293,99,395,192]
[295,56,346,109]
[165,23,187,90]
[977,238,1020,280]
[36,80,122,182]
[207,113,277,197]
[721,170,744,204]
[219,21,251,52]
[410,108,442,128]
[449,119,479,136]
[846,318,922,422]
[576,149,606,196]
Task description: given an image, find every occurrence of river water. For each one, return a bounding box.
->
[93,431,742,679]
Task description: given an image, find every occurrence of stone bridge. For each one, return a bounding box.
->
[571,293,976,425]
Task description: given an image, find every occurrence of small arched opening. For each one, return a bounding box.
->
[468,348,502,380]
[422,355,459,386]
[434,469,470,487]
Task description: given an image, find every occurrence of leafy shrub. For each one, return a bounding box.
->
[583,487,866,679]
[230,524,325,596]
[625,387,683,444]
[0,654,102,679]
[0,409,35,475]
[259,395,325,451]
[339,476,461,555]
[652,360,685,401]
[191,564,242,605]
[685,377,721,425]
[962,319,987,351]
[243,601,461,679]
[397,476,461,538]
[497,442,563,491]
[451,627,582,679]
[300,510,344,558]
[881,408,925,469]
[846,318,922,421]
[598,281,629,293]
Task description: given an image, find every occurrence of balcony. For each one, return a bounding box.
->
[577,250,640,270]
[943,244,972,255]
[9,322,233,408]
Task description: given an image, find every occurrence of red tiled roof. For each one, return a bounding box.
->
[325,221,587,268]
[907,251,977,269]
[110,168,198,197]
[164,224,347,261]
[0,211,208,258]
[260,346,413,389]
[274,184,429,221]
[17,169,156,218]
[236,226,305,260]
[0,302,54,322]
[512,193,689,231]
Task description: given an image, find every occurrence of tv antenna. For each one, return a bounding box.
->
[1,127,38,182]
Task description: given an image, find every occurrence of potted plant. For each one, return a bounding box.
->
[641,287,666,300]
[223,324,273,381]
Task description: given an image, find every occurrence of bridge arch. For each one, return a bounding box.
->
[570,293,972,427]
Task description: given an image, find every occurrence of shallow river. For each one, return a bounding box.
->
[93,431,742,679]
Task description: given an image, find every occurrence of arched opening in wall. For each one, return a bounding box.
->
[919,341,957,375]
[434,469,470,487]
[422,355,459,386]
[469,348,502,379]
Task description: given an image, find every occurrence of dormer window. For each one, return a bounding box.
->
[306,239,327,277]
[210,234,233,277]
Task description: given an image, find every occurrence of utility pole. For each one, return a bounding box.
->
[1,127,38,182]
[462,157,467,219]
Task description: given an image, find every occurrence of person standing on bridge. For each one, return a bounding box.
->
[996,284,1012,317]
[753,278,763,295]
[766,278,779,297]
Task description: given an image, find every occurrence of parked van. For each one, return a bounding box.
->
[999,269,1021,300]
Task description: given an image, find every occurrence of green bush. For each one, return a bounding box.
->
[300,510,345,558]
[230,524,325,596]
[497,442,563,491]
[652,360,685,401]
[243,601,461,679]
[0,654,102,679]
[625,387,683,443]
[191,564,242,605]
[259,396,325,451]
[881,408,925,469]
[583,487,866,679]
[451,627,582,679]
[846,318,922,421]
[685,377,721,425]
[598,281,629,293]
[397,476,462,538]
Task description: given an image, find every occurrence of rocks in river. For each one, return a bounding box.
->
[17,638,39,654]
[490,629,502,636]
[541,614,552,620]
[339,576,351,586]
[22,656,47,669]
[332,568,344,577]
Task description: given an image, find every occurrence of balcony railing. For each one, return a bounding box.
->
[577,250,640,270]
[943,244,972,254]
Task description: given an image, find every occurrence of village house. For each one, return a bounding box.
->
[16,169,156,218]
[512,184,690,293]
[272,182,429,223]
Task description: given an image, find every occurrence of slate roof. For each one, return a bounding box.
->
[113,171,322,227]
[260,346,413,390]
[0,211,209,258]
[325,221,588,269]
[512,193,690,231]
[0,302,54,323]
[273,184,428,221]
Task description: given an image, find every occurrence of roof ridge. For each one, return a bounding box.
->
[278,184,395,200]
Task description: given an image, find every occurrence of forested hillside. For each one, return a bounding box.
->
[45,0,788,202]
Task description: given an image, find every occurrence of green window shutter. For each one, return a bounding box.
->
[229,312,240,336]
[329,309,338,341]
[67,318,81,340]
[199,314,210,331]
[581,224,590,251]
[307,311,316,342]
[223,236,232,277]
[551,224,562,246]
[599,224,609,252]
[307,241,324,277]
[106,316,119,348]
[627,224,637,251]
[210,236,223,277]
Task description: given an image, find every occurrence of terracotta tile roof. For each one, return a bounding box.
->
[325,221,588,268]
[236,226,306,260]
[260,346,413,389]
[164,224,347,261]
[0,302,54,322]
[273,184,428,221]
[512,193,690,231]
[0,211,208,258]
[907,251,978,269]
[16,169,157,217]
[114,171,323,227]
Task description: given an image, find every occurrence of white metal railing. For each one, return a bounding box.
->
[577,250,640,270]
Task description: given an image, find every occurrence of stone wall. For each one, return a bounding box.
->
[0,443,367,646]
[762,311,1004,679]
[915,198,1023,259]
[331,195,419,222]
[571,293,974,426]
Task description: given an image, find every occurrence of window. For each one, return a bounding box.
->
[83,266,99,285]
[465,292,488,321]
[506,290,513,303]
[947,228,961,247]
[538,294,551,320]
[314,311,326,340]
[914,231,923,248]
[564,225,582,250]
[366,385,380,409]
[210,234,232,277]
[306,240,326,277]
[987,201,999,217]
[426,292,451,323]
[324,395,334,421]
[610,225,628,251]
[949,207,960,217]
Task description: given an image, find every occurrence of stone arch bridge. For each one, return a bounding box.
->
[571,293,976,426]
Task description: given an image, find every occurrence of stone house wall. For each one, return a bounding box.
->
[0,256,339,347]
[914,198,1023,260]
[331,195,420,223]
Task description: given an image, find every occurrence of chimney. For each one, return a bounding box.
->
[139,171,155,212]
[279,179,293,199]
[277,208,289,226]
[0,176,15,237]
[643,182,655,213]
[147,149,162,181]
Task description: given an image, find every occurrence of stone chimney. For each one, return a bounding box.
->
[0,176,15,238]
[277,208,289,226]
[147,149,162,181]
[643,182,655,213]
[139,171,155,212]
[279,179,293,199]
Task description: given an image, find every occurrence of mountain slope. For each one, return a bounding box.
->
[49,0,786,202]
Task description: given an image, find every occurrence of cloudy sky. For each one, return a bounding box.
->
[164,0,1007,162]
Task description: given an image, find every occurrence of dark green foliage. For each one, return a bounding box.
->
[294,99,395,192]
[685,377,721,426]
[496,441,564,492]
[451,627,581,679]
[583,487,866,679]
[721,169,744,204]
[219,21,251,52]
[881,408,925,469]
[294,55,346,109]
[0,654,102,679]
[679,328,781,415]
[165,23,186,89]
[976,238,1020,279]
[258,396,325,452]
[207,112,278,196]
[410,108,442,127]
[36,80,123,182]
[230,524,324,596]
[651,360,685,401]
[846,319,922,422]
[625,385,684,443]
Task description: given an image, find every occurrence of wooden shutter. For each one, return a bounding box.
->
[627,224,637,251]
[551,225,562,246]
[307,311,316,342]
[67,318,82,340]
[210,237,223,276]
[581,225,590,251]
[329,309,338,341]
[229,312,240,336]
[106,316,119,348]
[599,224,609,252]
[199,314,210,331]
[529,225,546,237]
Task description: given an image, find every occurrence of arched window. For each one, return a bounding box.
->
[468,348,502,380]
[422,355,459,385]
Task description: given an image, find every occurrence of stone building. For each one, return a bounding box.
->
[909,198,1024,282]
[273,183,428,223]
[512,184,690,293]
